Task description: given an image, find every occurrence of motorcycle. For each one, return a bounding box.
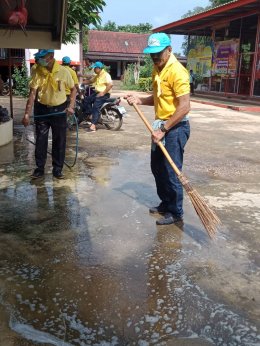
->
[75,86,126,131]
[2,83,11,96]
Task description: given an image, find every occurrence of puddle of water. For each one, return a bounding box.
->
[0,132,259,345]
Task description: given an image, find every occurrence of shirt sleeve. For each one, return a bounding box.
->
[71,69,79,85]
[29,73,39,90]
[171,63,190,98]
[64,69,74,89]
[105,72,112,84]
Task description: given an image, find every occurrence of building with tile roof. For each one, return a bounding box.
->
[86,30,150,79]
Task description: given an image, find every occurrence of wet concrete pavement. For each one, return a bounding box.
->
[0,94,259,345]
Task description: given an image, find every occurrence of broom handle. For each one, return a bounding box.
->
[133,103,181,176]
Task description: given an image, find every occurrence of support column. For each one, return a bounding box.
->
[117,61,121,78]
[250,14,260,97]
[25,49,31,77]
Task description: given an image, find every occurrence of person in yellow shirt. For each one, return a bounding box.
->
[22,49,76,179]
[62,56,81,101]
[125,33,190,225]
[81,61,113,132]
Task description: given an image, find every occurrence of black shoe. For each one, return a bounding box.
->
[156,213,183,225]
[149,204,168,214]
[30,169,44,179]
[53,171,65,179]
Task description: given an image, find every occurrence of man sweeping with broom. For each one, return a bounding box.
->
[125,33,191,226]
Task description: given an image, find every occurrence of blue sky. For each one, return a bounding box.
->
[99,0,210,54]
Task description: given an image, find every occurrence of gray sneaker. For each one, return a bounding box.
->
[156,213,183,225]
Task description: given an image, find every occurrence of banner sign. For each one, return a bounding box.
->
[212,39,240,77]
[187,38,213,78]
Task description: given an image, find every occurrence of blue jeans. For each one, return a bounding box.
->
[151,121,190,218]
[83,92,110,125]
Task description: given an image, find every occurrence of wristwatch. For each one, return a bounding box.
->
[160,123,168,133]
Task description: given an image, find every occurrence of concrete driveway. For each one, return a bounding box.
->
[0,94,259,345]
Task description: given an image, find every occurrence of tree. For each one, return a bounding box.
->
[181,1,233,54]
[12,61,30,98]
[181,6,207,55]
[96,22,153,34]
[209,0,232,6]
[64,0,106,44]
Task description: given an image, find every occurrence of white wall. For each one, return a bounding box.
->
[29,33,81,65]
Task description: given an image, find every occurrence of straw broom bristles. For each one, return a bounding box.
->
[133,103,221,239]
[178,173,221,239]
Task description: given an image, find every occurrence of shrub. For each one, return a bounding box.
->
[138,77,152,92]
[139,56,153,78]
[12,60,30,98]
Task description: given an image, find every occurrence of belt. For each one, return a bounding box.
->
[39,101,67,110]
[169,120,189,131]
[35,102,67,118]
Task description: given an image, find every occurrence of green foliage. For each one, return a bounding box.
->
[138,77,152,92]
[209,0,232,6]
[64,0,106,44]
[99,20,118,31]
[82,26,89,51]
[123,63,136,87]
[12,61,30,98]
[139,56,153,78]
[96,22,153,34]
[122,57,153,91]
[181,6,208,19]
[181,1,233,55]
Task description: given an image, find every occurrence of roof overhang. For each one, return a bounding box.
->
[87,52,145,62]
[153,0,260,36]
[0,0,67,49]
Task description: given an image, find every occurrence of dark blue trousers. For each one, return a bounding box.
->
[83,92,110,124]
[151,121,190,218]
[34,102,67,174]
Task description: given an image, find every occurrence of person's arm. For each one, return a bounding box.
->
[81,76,95,85]
[22,88,37,126]
[75,83,81,95]
[152,93,190,144]
[67,86,76,116]
[124,93,154,106]
[97,83,113,97]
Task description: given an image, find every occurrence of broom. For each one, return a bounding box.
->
[132,103,221,239]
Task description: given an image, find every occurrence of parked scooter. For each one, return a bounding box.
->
[75,86,126,131]
[2,82,11,96]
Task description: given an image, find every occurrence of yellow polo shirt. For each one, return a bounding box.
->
[93,69,112,93]
[63,65,78,95]
[29,60,74,106]
[152,54,190,120]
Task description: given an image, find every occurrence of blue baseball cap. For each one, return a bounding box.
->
[34,51,41,60]
[90,61,104,69]
[36,49,55,58]
[143,33,171,54]
[62,56,71,64]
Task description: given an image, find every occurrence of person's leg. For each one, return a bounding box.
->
[82,93,96,115]
[51,115,67,176]
[150,146,169,212]
[34,120,50,175]
[190,83,194,95]
[90,94,110,130]
[163,122,190,218]
[77,93,96,125]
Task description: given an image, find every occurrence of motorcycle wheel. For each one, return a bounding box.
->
[2,84,10,96]
[102,108,123,131]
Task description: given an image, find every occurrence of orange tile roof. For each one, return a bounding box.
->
[88,30,149,55]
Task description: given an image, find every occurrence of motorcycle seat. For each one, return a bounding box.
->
[105,97,120,104]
